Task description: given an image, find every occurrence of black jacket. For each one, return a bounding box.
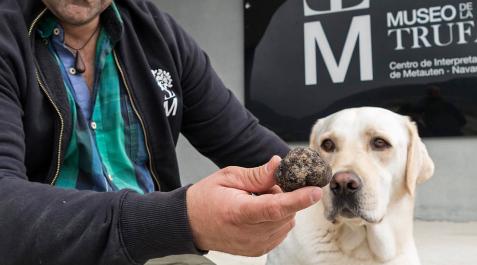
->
[0,0,289,264]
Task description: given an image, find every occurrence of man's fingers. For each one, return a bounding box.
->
[223,155,282,193]
[258,214,295,234]
[267,218,295,242]
[265,185,283,195]
[261,219,295,255]
[241,186,322,223]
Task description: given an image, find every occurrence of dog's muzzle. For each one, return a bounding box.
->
[330,171,363,218]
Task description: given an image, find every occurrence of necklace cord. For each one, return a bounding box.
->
[62,26,100,74]
[64,25,100,51]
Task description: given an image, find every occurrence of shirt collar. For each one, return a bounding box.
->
[37,2,123,45]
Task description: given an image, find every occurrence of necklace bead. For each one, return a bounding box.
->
[63,26,100,74]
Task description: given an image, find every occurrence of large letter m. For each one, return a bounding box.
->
[304,15,373,85]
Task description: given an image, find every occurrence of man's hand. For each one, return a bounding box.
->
[186,156,322,256]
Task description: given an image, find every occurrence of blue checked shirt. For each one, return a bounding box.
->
[37,5,155,194]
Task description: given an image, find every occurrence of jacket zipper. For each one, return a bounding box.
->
[36,71,64,185]
[29,9,64,185]
[113,51,161,190]
[28,8,47,36]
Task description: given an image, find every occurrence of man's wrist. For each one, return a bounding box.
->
[186,183,211,252]
[119,186,202,263]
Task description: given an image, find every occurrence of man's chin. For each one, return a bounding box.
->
[52,3,111,26]
[57,9,100,26]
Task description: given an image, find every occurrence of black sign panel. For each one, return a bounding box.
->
[245,0,477,141]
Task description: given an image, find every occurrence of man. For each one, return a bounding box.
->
[0,0,322,264]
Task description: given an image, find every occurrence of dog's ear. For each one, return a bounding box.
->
[405,118,434,196]
[309,119,323,150]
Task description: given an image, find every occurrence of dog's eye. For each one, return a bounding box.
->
[371,138,391,150]
[321,139,336,152]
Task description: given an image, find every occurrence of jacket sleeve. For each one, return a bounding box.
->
[0,59,200,264]
[158,12,290,168]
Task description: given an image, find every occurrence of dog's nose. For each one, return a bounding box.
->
[330,172,362,195]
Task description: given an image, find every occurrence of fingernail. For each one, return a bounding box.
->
[311,188,321,203]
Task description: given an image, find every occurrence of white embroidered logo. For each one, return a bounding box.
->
[151,69,176,100]
[151,69,177,117]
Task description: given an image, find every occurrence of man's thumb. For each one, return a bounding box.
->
[233,155,282,193]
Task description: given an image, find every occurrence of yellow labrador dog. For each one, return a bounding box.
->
[267,107,434,265]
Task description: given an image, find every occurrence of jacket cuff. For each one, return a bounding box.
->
[119,185,203,263]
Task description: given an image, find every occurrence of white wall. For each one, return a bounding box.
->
[154,0,477,222]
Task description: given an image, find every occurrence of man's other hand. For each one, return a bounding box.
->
[186,156,322,256]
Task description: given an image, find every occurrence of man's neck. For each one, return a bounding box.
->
[61,16,100,48]
[60,16,101,92]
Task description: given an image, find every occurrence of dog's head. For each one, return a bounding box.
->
[309,107,434,224]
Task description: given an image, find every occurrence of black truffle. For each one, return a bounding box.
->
[275,147,332,192]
